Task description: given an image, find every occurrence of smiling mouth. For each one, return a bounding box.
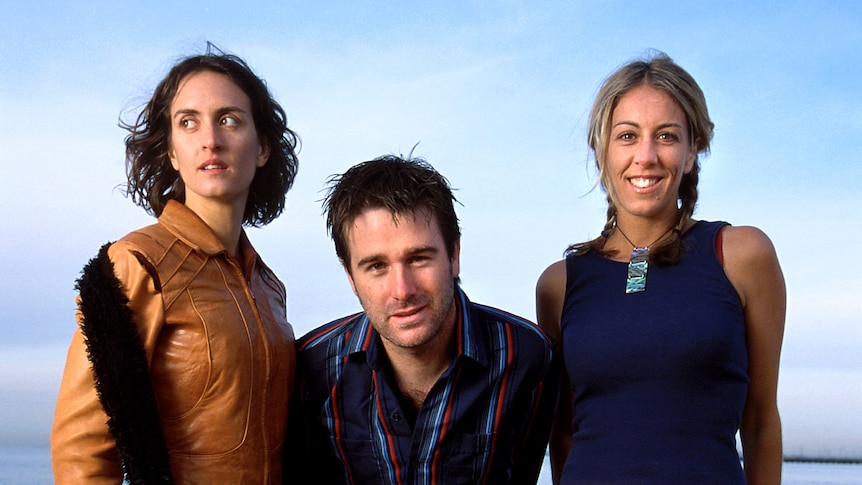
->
[390,303,429,322]
[629,177,659,188]
[392,307,422,318]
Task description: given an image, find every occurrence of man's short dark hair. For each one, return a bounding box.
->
[323,154,461,269]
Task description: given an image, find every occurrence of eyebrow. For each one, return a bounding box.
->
[172,106,248,120]
[355,245,440,269]
[612,120,685,131]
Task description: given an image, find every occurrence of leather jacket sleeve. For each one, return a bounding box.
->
[51,242,166,484]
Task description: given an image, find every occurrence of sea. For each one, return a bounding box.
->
[1,446,859,484]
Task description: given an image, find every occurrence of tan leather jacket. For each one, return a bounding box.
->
[51,201,296,484]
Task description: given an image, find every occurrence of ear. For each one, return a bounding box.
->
[450,240,461,280]
[341,259,358,296]
[683,141,697,174]
[168,146,180,171]
[256,141,271,168]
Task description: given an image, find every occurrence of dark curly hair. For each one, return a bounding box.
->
[323,154,461,271]
[121,43,299,226]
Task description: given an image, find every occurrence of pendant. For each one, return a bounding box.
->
[625,247,649,293]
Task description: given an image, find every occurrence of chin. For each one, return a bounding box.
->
[388,330,438,350]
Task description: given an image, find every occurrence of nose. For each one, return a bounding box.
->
[201,121,223,151]
[391,265,417,301]
[634,138,657,166]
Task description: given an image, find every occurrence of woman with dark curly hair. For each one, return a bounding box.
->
[51,44,299,484]
[536,52,785,484]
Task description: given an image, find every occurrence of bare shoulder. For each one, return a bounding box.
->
[537,260,567,294]
[536,259,567,336]
[721,225,779,269]
[720,225,784,307]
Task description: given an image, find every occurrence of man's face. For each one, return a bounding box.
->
[343,207,460,354]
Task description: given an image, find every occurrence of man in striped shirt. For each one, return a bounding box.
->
[288,155,559,484]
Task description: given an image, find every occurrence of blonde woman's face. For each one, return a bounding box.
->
[605,84,694,222]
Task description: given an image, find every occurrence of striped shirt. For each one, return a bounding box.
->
[289,287,559,485]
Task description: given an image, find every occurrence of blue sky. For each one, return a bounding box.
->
[1,0,860,459]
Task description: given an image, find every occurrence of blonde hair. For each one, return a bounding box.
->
[571,52,714,264]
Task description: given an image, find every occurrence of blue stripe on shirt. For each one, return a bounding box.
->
[293,286,559,484]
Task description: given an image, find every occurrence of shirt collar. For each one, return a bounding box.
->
[157,200,259,270]
[454,287,486,367]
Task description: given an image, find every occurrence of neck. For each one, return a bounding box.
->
[388,351,450,411]
[184,198,246,255]
[613,212,682,248]
[382,301,457,410]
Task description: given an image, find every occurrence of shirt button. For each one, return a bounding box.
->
[393,412,402,422]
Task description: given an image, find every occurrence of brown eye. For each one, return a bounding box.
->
[368,262,387,273]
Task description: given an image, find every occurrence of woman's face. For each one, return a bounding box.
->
[606,83,695,222]
[168,70,269,214]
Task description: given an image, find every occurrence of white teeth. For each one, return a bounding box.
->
[203,164,223,170]
[630,178,656,188]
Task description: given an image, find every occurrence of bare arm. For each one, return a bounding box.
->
[536,260,573,485]
[722,226,786,485]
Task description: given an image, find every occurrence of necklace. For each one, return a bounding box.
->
[615,224,674,294]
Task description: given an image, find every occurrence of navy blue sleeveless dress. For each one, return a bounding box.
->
[560,221,748,484]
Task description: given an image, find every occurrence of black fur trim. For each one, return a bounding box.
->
[76,243,174,484]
